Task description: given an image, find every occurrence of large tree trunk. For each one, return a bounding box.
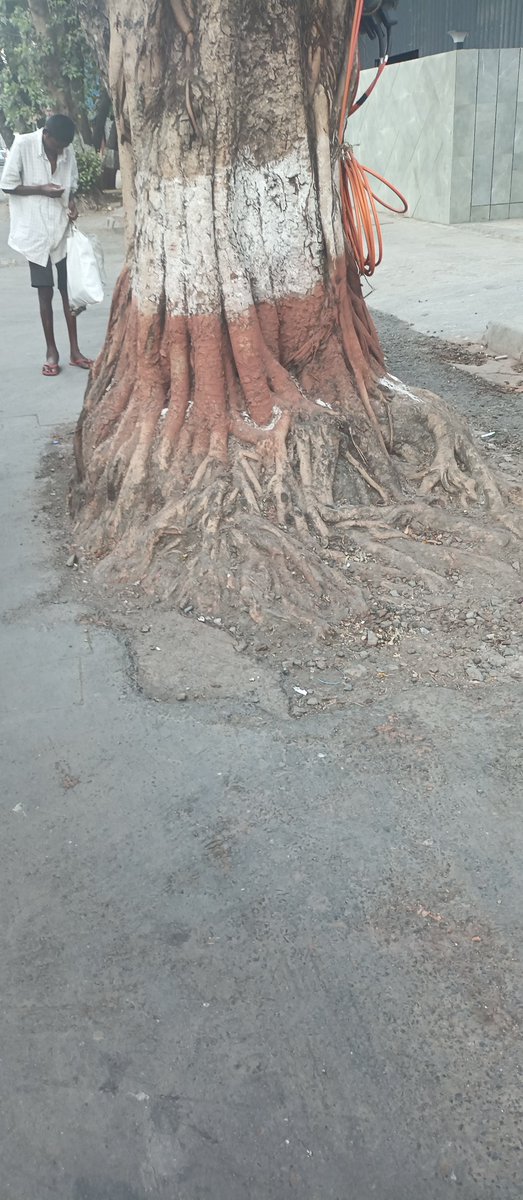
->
[72,0,513,627]
[91,88,112,153]
[0,108,14,148]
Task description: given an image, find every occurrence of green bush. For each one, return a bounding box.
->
[75,145,102,194]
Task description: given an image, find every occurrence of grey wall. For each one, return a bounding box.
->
[452,48,523,222]
[348,49,523,224]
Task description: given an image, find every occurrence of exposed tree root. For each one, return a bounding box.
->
[387,385,505,512]
[72,374,520,631]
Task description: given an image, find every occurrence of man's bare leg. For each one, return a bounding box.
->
[38,287,60,373]
[59,288,92,368]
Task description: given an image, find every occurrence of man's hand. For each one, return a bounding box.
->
[5,182,66,197]
[40,182,65,197]
[68,196,78,221]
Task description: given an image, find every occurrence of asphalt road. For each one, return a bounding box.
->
[374,310,523,448]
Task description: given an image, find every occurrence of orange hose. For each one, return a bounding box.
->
[338,0,408,277]
[350,58,387,114]
[337,0,365,144]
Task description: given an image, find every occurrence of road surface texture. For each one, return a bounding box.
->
[1,205,522,1199]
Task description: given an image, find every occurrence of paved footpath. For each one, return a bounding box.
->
[369,212,523,353]
[1,205,522,1200]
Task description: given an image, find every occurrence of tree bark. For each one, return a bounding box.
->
[0,108,14,148]
[91,88,112,153]
[72,0,509,625]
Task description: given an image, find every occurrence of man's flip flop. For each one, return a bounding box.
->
[42,363,60,377]
[70,357,93,370]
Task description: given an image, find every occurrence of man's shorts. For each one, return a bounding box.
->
[28,257,67,290]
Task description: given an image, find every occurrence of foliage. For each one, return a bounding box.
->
[0,0,101,140]
[75,143,102,193]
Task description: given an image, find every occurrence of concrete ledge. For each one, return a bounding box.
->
[485,322,523,362]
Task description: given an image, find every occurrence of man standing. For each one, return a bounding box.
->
[1,114,92,377]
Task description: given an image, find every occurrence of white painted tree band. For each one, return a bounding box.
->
[132,143,326,317]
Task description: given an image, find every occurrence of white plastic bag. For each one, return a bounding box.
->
[66,225,104,309]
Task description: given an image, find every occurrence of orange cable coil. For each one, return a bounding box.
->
[338,0,408,277]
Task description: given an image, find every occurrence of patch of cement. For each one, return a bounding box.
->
[128,611,288,717]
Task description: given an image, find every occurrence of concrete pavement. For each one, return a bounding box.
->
[368,212,523,355]
[1,204,523,1199]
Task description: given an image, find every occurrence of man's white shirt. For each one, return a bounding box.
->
[0,129,78,266]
